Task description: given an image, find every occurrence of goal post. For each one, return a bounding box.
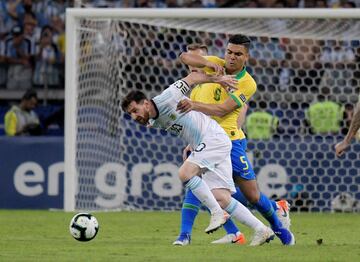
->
[65,8,360,212]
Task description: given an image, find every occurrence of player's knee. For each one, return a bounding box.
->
[178,162,200,182]
[178,169,188,182]
[178,167,195,182]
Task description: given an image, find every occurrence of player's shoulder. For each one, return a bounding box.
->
[238,71,257,88]
[204,55,225,66]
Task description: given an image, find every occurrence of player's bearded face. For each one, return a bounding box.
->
[224,44,249,74]
[128,101,150,125]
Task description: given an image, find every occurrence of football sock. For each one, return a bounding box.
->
[185,176,222,214]
[271,199,278,211]
[180,189,201,235]
[232,187,278,212]
[254,193,283,230]
[225,198,265,231]
[223,218,240,235]
[232,187,250,207]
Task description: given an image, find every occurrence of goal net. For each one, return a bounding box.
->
[65,9,360,212]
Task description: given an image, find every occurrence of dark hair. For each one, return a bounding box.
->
[41,25,53,38]
[186,43,208,53]
[22,89,38,101]
[228,34,251,51]
[121,90,147,111]
[24,11,37,20]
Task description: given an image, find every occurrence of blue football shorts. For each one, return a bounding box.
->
[231,139,256,180]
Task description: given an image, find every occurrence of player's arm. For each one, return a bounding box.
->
[345,102,360,142]
[179,53,224,75]
[178,81,255,117]
[180,72,237,92]
[169,72,237,110]
[180,97,239,117]
[237,104,248,129]
[335,101,360,157]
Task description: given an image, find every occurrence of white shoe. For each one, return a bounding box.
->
[276,200,291,230]
[211,232,246,244]
[172,233,191,246]
[205,211,229,234]
[249,227,275,246]
[289,232,296,245]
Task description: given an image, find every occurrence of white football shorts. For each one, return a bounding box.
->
[186,130,235,193]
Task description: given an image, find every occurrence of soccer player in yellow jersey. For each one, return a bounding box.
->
[173,44,247,246]
[174,35,295,246]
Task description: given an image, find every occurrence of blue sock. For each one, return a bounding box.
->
[232,187,250,207]
[223,218,240,235]
[232,187,278,211]
[270,199,278,210]
[180,189,201,235]
[254,193,282,230]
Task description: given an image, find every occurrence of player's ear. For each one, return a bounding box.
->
[143,99,150,108]
[244,50,250,61]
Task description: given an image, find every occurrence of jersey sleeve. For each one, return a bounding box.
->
[229,79,257,108]
[203,56,225,74]
[156,80,191,105]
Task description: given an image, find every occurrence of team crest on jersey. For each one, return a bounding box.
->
[239,94,246,103]
[169,114,177,121]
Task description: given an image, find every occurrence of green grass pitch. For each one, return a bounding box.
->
[1,210,359,261]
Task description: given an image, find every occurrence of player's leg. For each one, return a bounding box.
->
[173,189,201,246]
[235,178,294,245]
[178,160,227,234]
[211,186,253,244]
[232,139,295,245]
[173,188,243,245]
[232,181,289,228]
[203,157,274,246]
[174,147,241,245]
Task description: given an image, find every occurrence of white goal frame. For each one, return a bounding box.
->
[65,8,360,211]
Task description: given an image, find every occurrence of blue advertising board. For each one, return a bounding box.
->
[0,135,359,211]
[0,137,64,209]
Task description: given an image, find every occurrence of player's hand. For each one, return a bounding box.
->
[212,75,238,90]
[335,140,350,157]
[177,99,193,113]
[182,144,193,161]
[205,61,225,75]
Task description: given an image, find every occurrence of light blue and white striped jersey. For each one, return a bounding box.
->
[149,80,226,148]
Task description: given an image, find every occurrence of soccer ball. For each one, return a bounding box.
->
[69,213,99,241]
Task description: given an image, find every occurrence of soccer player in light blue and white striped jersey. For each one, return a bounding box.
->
[121,72,274,245]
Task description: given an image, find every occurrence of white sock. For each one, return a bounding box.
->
[185,176,222,214]
[225,198,265,231]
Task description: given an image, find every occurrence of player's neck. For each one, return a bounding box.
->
[227,66,246,75]
[148,99,159,119]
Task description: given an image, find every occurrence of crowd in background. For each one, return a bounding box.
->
[0,0,359,137]
[0,0,358,91]
[0,0,66,90]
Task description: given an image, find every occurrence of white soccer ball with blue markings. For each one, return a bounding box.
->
[69,213,99,241]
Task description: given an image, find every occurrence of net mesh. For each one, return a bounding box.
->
[73,16,360,212]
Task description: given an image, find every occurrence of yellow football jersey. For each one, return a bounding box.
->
[190,56,257,140]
